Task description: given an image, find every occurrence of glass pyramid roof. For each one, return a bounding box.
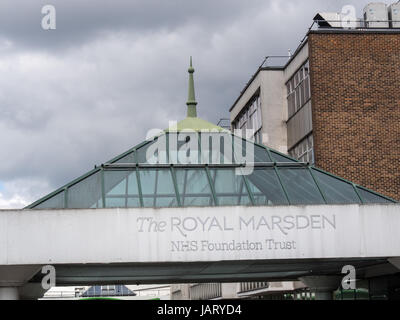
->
[27,130,396,209]
[27,58,396,209]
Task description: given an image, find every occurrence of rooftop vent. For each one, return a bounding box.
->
[389,2,400,28]
[314,2,400,29]
[363,2,389,28]
[313,12,343,28]
[314,12,364,29]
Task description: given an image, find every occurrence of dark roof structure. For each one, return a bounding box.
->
[80,285,136,298]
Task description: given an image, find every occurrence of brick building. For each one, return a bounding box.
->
[230,28,400,201]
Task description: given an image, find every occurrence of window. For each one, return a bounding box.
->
[104,170,141,208]
[286,61,311,118]
[139,169,178,207]
[209,168,252,206]
[246,168,289,205]
[289,134,314,164]
[277,167,325,205]
[175,168,214,206]
[233,94,263,143]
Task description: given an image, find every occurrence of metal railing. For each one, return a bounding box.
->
[217,118,231,130]
[189,283,222,300]
[258,19,400,71]
[259,56,291,69]
[43,291,78,298]
[300,19,400,49]
[312,19,400,29]
[239,282,269,293]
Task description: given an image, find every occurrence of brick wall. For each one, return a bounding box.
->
[308,32,400,200]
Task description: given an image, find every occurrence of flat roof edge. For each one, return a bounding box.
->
[229,67,284,113]
[229,27,400,114]
[229,36,310,114]
[309,28,400,35]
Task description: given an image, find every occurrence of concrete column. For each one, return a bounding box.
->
[221,283,238,299]
[0,265,42,300]
[299,276,341,300]
[19,283,48,300]
[0,287,19,300]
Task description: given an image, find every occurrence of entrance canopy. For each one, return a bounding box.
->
[3,59,399,294]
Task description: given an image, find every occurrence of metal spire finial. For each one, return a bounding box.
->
[186,56,197,118]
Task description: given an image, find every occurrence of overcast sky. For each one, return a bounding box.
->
[0,0,387,208]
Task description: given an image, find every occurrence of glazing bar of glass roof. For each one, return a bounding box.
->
[170,166,182,207]
[100,168,106,208]
[242,175,255,205]
[135,166,144,208]
[308,166,328,204]
[205,166,218,206]
[273,166,291,205]
[352,183,364,204]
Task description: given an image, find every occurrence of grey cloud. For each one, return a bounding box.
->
[0,0,268,51]
[0,0,373,51]
[0,0,383,207]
